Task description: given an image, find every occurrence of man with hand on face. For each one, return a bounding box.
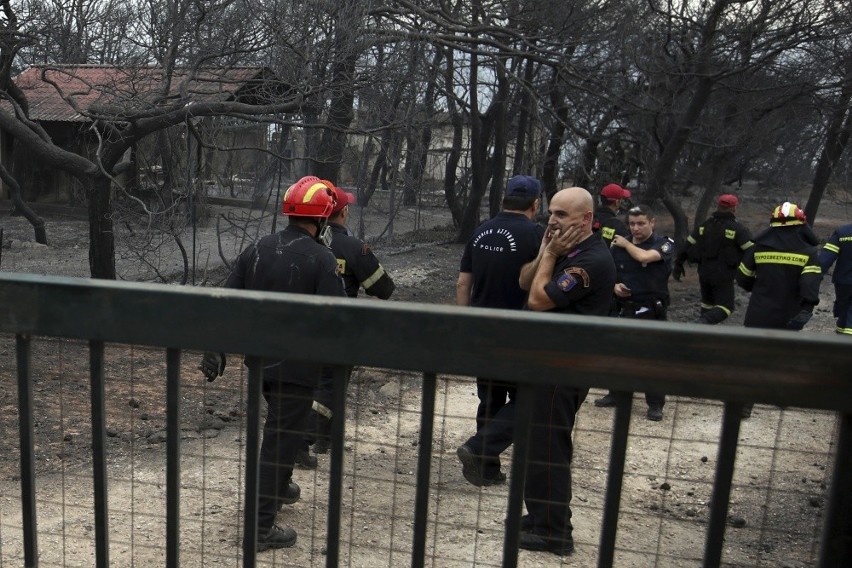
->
[517,186,616,557]
[595,205,673,421]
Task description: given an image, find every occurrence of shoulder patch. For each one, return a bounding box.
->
[557,272,578,292]
[361,243,371,256]
[661,240,673,254]
[557,267,590,292]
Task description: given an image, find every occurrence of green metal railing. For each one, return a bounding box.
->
[1,272,850,567]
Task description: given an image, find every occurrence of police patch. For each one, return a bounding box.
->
[557,273,578,292]
[565,267,590,287]
[661,240,673,254]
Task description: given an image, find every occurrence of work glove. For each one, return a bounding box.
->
[672,262,686,282]
[786,309,813,331]
[199,352,226,381]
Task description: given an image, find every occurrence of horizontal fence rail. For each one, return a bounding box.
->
[1,272,851,568]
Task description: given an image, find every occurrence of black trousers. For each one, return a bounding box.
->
[698,267,736,324]
[524,384,588,543]
[463,378,516,475]
[257,378,313,531]
[614,300,667,408]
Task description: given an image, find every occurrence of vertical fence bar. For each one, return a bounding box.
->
[89,340,110,567]
[819,412,852,567]
[411,372,437,568]
[326,366,347,568]
[16,335,38,567]
[502,383,535,568]
[166,348,182,567]
[598,391,634,568]
[702,402,743,568]
[242,357,263,568]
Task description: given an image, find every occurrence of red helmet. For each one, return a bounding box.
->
[282,176,337,218]
[770,202,806,227]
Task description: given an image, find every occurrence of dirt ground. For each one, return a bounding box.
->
[0,189,848,567]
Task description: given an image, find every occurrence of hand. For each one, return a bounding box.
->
[199,352,226,381]
[673,262,685,281]
[786,309,813,331]
[545,226,583,258]
[610,234,628,249]
[614,282,632,298]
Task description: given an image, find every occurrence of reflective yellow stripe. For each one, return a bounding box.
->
[801,265,822,275]
[741,240,753,250]
[687,235,697,244]
[303,182,329,202]
[361,266,386,289]
[725,229,736,240]
[602,227,615,240]
[754,252,809,266]
[837,326,852,335]
[738,262,755,277]
[698,227,705,236]
[824,243,840,253]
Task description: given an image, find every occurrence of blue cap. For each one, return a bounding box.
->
[506,175,542,198]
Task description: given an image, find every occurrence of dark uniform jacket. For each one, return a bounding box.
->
[736,226,822,329]
[226,224,345,386]
[460,211,544,309]
[685,211,753,277]
[543,232,617,316]
[819,223,852,285]
[611,233,674,308]
[593,206,630,247]
[329,223,394,299]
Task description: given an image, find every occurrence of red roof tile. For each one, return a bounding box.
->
[8,65,268,122]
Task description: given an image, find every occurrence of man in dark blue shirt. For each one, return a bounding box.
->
[455,175,544,487]
[595,205,673,421]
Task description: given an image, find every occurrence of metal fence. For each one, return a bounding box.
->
[0,272,850,567]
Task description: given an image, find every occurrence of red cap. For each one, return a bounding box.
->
[600,183,631,200]
[717,194,738,208]
[331,185,355,214]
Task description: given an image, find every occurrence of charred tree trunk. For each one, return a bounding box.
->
[0,163,47,244]
[542,90,569,201]
[87,175,116,279]
[805,63,852,224]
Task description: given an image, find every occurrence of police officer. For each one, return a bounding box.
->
[819,221,852,336]
[596,205,673,421]
[199,176,345,551]
[736,202,822,417]
[303,184,395,461]
[518,186,617,556]
[674,194,753,324]
[593,183,631,247]
[455,175,544,487]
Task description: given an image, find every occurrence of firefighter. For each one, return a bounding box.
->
[518,186,617,556]
[819,222,852,335]
[736,202,822,417]
[302,184,395,464]
[595,204,674,421]
[593,183,631,247]
[674,194,753,324]
[199,176,345,551]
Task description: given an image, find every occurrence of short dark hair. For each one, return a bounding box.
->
[503,194,538,211]
[627,204,655,219]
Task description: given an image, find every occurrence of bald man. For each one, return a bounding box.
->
[517,187,617,556]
